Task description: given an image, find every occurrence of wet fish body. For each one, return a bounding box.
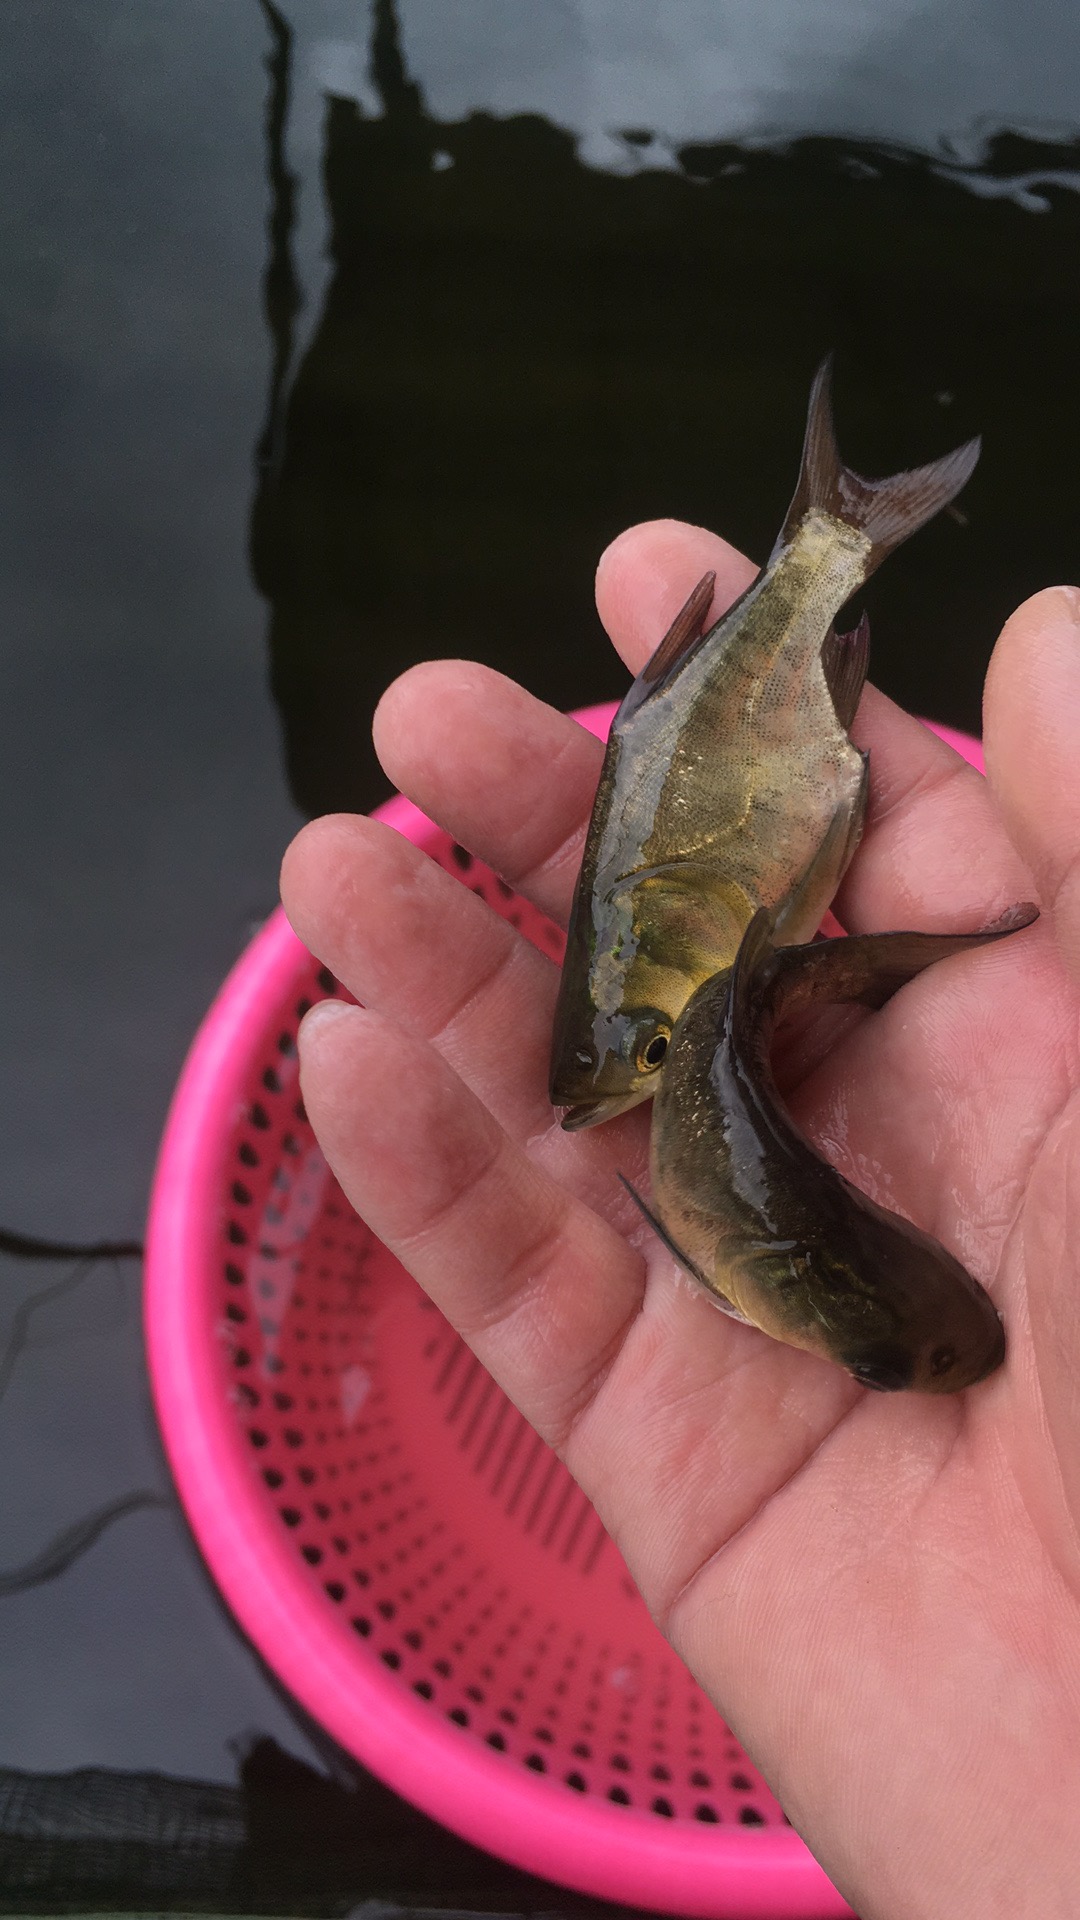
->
[550,363,980,1129]
[628,906,1037,1393]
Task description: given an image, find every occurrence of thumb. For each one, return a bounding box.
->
[983,586,1080,976]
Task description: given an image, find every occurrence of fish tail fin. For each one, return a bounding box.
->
[742,901,1040,1038]
[777,357,980,572]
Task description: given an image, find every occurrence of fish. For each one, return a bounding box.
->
[622,903,1038,1392]
[549,360,980,1129]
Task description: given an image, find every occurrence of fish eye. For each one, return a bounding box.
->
[625,1011,672,1075]
[929,1343,957,1378]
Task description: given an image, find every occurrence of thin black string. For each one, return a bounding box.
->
[0,1490,173,1598]
[0,1259,97,1408]
[0,1226,143,1260]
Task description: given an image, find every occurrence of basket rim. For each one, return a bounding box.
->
[146,703,983,1914]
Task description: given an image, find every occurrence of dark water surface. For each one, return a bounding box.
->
[2,0,1080,1906]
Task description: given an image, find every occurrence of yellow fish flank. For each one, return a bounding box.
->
[550,362,980,1129]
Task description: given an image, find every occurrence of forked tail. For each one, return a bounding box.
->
[775,357,980,573]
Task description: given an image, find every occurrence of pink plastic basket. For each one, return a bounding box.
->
[145,706,984,1918]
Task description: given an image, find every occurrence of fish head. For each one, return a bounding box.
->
[549,979,684,1131]
[737,1215,1005,1395]
[549,875,734,1130]
[837,1289,1005,1395]
[833,1206,1006,1394]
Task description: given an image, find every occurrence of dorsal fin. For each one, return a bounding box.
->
[775,358,981,577]
[821,610,871,732]
[619,571,717,718]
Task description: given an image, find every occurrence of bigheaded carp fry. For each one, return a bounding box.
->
[623,903,1038,1393]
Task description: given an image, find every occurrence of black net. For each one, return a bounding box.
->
[0,1739,651,1918]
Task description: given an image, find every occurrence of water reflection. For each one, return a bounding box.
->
[250,2,1080,820]
[390,0,1080,168]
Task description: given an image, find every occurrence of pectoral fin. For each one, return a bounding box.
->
[617,1174,748,1320]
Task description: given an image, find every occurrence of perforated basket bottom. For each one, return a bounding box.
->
[215,828,783,1835]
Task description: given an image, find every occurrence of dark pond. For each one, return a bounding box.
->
[2,0,1079,1906]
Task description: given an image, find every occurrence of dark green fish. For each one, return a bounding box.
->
[550,361,980,1129]
[624,904,1037,1393]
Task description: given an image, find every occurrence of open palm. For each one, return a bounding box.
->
[281,520,1080,1920]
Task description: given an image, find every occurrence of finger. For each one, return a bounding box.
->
[834,683,1033,934]
[281,812,653,1210]
[373,660,603,928]
[297,998,645,1450]
[276,810,653,1228]
[983,586,1080,973]
[372,522,756,925]
[280,812,558,1136]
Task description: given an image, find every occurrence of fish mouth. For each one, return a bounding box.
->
[844,1343,915,1393]
[559,1093,643,1131]
[850,1362,909,1393]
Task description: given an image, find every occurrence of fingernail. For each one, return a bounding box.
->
[298,999,357,1050]
[1053,585,1080,626]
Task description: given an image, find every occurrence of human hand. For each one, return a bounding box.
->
[280,520,1080,1920]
